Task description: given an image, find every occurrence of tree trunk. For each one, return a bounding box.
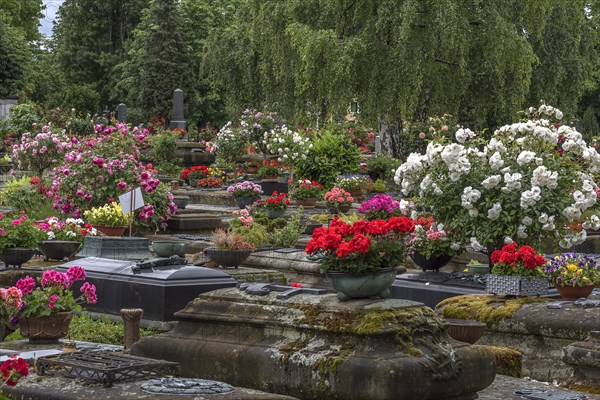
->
[378,114,404,159]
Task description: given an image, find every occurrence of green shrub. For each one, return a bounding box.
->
[366,154,401,183]
[148,130,182,177]
[1,177,55,220]
[269,212,303,248]
[5,103,41,134]
[296,130,361,188]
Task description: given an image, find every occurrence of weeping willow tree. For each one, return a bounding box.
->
[204,0,594,157]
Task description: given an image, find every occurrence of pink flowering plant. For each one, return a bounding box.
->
[358,194,410,221]
[0,214,46,252]
[324,188,353,212]
[11,126,74,176]
[45,123,177,232]
[405,217,458,259]
[227,181,264,198]
[0,266,97,322]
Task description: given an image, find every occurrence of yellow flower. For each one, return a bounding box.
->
[566,264,578,272]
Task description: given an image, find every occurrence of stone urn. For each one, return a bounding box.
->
[326,267,397,301]
[19,312,73,343]
[172,195,190,209]
[0,247,36,268]
[152,241,190,257]
[266,209,285,219]
[327,203,351,214]
[234,196,260,209]
[205,247,252,269]
[38,240,81,261]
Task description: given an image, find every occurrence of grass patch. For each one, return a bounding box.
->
[5,312,160,345]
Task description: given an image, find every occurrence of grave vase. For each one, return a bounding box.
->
[38,240,81,261]
[411,252,452,272]
[19,312,72,343]
[0,247,36,268]
[326,267,397,301]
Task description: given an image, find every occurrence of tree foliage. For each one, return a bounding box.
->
[53,0,145,107]
[0,0,44,41]
[204,0,596,156]
[0,17,31,97]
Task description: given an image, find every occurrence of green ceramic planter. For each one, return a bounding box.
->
[152,241,190,257]
[326,268,397,301]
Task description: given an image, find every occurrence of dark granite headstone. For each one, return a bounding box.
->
[57,257,237,321]
[169,89,186,130]
[117,103,127,123]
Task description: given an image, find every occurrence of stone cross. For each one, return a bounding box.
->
[117,103,127,123]
[375,135,381,154]
[169,88,186,130]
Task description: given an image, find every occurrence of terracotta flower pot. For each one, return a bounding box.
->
[295,198,317,209]
[19,312,72,343]
[556,284,595,301]
[94,226,127,237]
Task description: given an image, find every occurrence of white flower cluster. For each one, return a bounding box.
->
[455,128,476,144]
[394,104,600,250]
[264,126,311,164]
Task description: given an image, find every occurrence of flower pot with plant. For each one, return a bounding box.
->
[36,217,97,261]
[227,181,264,209]
[255,191,291,219]
[305,216,415,301]
[256,160,283,182]
[324,188,353,214]
[180,165,210,187]
[486,243,548,296]
[358,194,412,221]
[0,266,97,342]
[545,252,599,300]
[83,202,131,236]
[335,174,372,201]
[406,217,457,272]
[0,214,46,268]
[290,179,323,208]
[205,229,256,268]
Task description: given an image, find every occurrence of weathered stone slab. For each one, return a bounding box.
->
[436,294,600,382]
[131,288,496,400]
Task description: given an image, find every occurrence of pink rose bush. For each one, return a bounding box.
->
[43,123,176,231]
[0,266,97,323]
[11,126,74,176]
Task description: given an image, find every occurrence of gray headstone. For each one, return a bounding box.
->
[170,89,186,130]
[117,103,127,123]
[0,96,19,120]
[375,135,381,154]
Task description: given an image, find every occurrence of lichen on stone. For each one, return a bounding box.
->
[435,294,550,327]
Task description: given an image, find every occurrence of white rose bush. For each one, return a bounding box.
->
[395,105,600,252]
[264,125,311,182]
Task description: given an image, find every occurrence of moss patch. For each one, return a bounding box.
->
[436,295,550,327]
[292,304,442,357]
[478,345,522,377]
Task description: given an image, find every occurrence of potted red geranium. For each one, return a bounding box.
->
[305,216,415,301]
[255,191,291,219]
[486,242,548,296]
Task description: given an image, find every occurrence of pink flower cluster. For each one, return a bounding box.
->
[15,276,35,295]
[41,270,71,289]
[324,188,354,204]
[232,209,253,227]
[0,287,23,311]
[81,282,97,304]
